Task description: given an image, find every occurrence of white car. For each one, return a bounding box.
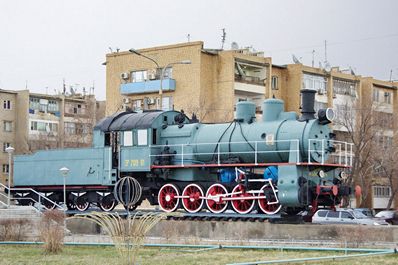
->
[312,209,389,226]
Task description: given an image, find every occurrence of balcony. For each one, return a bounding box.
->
[120,79,176,95]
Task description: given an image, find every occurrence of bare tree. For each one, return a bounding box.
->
[372,143,398,209]
[335,100,379,207]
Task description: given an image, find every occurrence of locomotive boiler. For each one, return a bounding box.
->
[11,89,352,215]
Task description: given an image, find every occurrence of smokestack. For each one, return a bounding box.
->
[299,89,316,121]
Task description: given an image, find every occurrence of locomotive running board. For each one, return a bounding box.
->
[151,162,351,169]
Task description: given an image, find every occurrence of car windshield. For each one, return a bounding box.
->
[352,211,368,219]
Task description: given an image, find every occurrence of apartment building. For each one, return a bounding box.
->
[0,89,105,184]
[105,41,272,122]
[106,41,397,209]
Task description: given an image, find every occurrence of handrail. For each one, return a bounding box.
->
[0,183,63,211]
[150,138,353,167]
[150,139,301,165]
[308,139,354,166]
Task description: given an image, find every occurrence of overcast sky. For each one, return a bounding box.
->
[0,0,397,100]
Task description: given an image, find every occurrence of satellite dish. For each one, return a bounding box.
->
[292,54,301,64]
[324,62,331,72]
[231,41,239,50]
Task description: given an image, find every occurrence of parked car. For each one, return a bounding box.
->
[375,210,398,225]
[312,209,389,226]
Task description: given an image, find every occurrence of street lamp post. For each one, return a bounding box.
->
[59,167,70,211]
[5,146,15,207]
[128,48,191,110]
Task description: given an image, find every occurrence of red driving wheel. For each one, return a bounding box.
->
[206,183,228,214]
[231,184,255,214]
[158,184,180,212]
[182,184,204,213]
[258,185,282,214]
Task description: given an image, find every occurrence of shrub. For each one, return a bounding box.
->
[40,210,65,254]
[0,218,31,241]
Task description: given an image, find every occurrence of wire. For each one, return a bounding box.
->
[209,120,235,162]
[238,122,255,151]
[228,121,237,155]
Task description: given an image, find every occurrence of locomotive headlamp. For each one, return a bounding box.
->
[339,171,348,180]
[318,170,326,178]
[317,108,335,125]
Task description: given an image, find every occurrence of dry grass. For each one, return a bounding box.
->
[72,211,167,265]
[0,218,32,241]
[40,210,65,254]
[0,245,397,265]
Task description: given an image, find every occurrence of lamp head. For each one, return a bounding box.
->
[128,48,141,55]
[59,167,70,176]
[5,146,14,154]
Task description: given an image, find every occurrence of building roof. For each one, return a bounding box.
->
[0,89,18,94]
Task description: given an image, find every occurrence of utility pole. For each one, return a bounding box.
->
[312,50,315,67]
[221,28,226,50]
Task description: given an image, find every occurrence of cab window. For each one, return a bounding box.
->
[124,131,133,146]
[137,129,148,146]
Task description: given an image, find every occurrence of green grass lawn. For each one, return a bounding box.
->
[0,245,397,265]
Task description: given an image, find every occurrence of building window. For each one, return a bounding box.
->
[2,164,9,174]
[271,76,278,90]
[64,122,76,134]
[29,97,40,110]
[3,142,11,152]
[302,74,327,94]
[372,88,380,102]
[48,100,59,112]
[131,70,148,83]
[132,99,142,111]
[373,186,391,198]
[314,101,327,113]
[161,96,173,111]
[383,92,391,104]
[333,79,356,97]
[3,100,11,110]
[3,121,12,132]
[30,120,58,132]
[374,112,393,129]
[376,135,393,150]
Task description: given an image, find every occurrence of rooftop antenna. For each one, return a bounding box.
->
[312,50,315,67]
[25,80,28,89]
[221,28,226,50]
[323,40,331,71]
[108,47,113,53]
[187,33,190,42]
[91,80,95,95]
[389,69,393,82]
[62,78,66,95]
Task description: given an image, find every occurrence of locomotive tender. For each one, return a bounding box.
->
[12,89,352,215]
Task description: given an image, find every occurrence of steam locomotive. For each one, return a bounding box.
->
[11,89,352,215]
